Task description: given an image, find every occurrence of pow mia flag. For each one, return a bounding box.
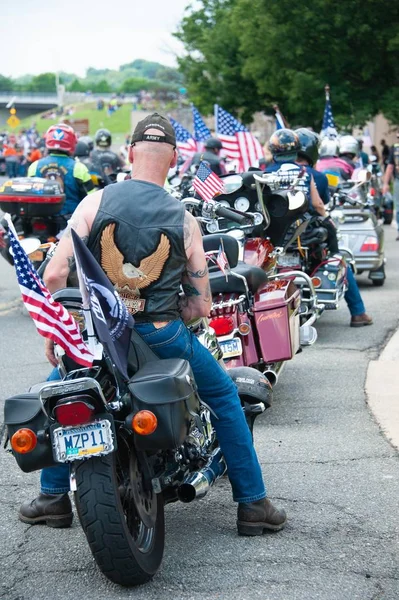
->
[71,230,134,379]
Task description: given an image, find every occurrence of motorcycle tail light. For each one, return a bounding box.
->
[11,428,37,454]
[360,237,379,252]
[32,221,47,232]
[311,276,322,288]
[132,411,158,436]
[369,188,376,197]
[54,400,95,426]
[209,316,235,336]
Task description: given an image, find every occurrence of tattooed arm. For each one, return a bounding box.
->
[179,211,211,323]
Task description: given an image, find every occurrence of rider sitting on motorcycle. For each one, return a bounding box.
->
[90,128,125,180]
[316,136,358,181]
[74,138,96,172]
[293,128,372,328]
[19,112,287,535]
[28,124,94,225]
[190,137,227,177]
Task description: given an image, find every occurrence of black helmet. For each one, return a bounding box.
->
[95,128,112,148]
[79,135,94,153]
[74,140,91,158]
[295,128,320,167]
[268,129,300,163]
[205,137,223,151]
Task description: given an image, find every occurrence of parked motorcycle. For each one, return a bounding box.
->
[0,177,66,268]
[327,172,386,286]
[4,280,271,587]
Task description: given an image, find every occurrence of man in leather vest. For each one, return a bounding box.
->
[18,113,287,536]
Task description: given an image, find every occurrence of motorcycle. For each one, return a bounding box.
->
[0,177,66,268]
[327,171,386,287]
[183,171,319,387]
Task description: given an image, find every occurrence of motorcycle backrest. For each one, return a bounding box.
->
[202,234,239,268]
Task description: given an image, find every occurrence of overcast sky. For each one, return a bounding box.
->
[1,0,193,78]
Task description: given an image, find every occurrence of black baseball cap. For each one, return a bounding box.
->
[131,113,176,147]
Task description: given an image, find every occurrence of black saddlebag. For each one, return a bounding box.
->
[4,393,56,473]
[128,358,199,451]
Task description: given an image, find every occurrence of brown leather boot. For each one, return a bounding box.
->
[237,498,287,535]
[350,313,373,327]
[19,493,73,528]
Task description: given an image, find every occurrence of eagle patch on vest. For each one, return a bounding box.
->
[100,223,171,315]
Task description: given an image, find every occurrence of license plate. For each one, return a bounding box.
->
[220,337,242,358]
[52,420,114,462]
[29,250,43,262]
[277,254,300,267]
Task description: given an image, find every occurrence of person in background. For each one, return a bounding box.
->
[357,139,369,168]
[370,145,380,163]
[380,139,390,170]
[190,137,227,176]
[3,137,19,178]
[382,131,399,240]
[91,128,124,178]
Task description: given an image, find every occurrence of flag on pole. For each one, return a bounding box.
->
[320,85,338,139]
[216,241,230,281]
[214,104,263,171]
[192,161,225,202]
[169,117,197,158]
[71,230,134,379]
[274,104,287,130]
[4,214,94,367]
[192,105,211,147]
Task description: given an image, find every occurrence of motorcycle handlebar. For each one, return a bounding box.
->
[214,204,252,225]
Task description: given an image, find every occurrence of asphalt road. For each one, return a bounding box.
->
[0,226,398,600]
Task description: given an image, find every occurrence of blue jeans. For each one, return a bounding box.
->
[344,265,365,316]
[41,320,266,503]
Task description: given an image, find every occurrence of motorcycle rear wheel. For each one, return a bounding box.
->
[74,447,165,587]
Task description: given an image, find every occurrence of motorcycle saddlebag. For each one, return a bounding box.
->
[0,178,65,217]
[128,358,199,451]
[4,393,57,473]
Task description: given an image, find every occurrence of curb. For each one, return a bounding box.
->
[366,328,399,450]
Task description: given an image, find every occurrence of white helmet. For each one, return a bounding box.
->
[319,137,339,157]
[338,135,358,156]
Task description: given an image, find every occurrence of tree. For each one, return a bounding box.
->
[176,0,399,128]
[67,78,86,92]
[0,74,14,91]
[27,72,57,93]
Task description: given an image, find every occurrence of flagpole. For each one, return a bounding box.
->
[325,84,330,102]
[273,103,288,128]
[214,104,218,135]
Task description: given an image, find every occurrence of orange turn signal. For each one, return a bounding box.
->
[311,276,322,288]
[11,428,37,454]
[132,411,158,436]
[238,322,251,336]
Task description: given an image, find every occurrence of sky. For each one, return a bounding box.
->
[0,0,193,78]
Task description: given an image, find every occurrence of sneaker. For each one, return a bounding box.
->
[350,313,373,327]
[237,498,287,535]
[19,493,73,528]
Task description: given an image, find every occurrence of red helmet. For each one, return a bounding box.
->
[45,123,77,154]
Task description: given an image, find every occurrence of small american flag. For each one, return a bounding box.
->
[321,93,338,139]
[193,161,225,202]
[214,104,264,172]
[216,242,230,281]
[4,215,93,367]
[192,105,211,148]
[275,110,285,130]
[169,117,197,158]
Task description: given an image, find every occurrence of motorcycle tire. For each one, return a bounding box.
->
[383,216,393,225]
[372,278,385,287]
[74,448,165,587]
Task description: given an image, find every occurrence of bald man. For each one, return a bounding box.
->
[19,113,287,536]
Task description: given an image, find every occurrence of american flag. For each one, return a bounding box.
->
[275,110,285,130]
[321,95,338,139]
[192,105,211,146]
[193,161,225,202]
[216,242,230,280]
[214,104,264,172]
[4,215,93,367]
[169,117,197,158]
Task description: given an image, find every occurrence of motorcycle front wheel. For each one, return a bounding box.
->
[74,443,165,587]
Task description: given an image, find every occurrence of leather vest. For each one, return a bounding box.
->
[88,179,186,321]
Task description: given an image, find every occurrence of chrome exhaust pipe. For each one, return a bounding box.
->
[178,447,227,503]
[263,361,285,386]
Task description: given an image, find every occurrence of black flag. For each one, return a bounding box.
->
[71,230,134,379]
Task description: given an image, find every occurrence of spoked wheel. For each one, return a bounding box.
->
[74,435,165,587]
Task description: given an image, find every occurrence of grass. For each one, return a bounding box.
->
[19,102,132,143]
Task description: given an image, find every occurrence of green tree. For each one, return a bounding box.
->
[176,0,399,127]
[0,74,14,91]
[67,78,86,92]
[27,72,57,93]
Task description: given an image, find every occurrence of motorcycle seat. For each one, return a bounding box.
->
[209,261,268,295]
[300,227,328,246]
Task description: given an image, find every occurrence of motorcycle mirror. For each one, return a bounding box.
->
[222,174,243,194]
[288,190,306,211]
[9,236,41,257]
